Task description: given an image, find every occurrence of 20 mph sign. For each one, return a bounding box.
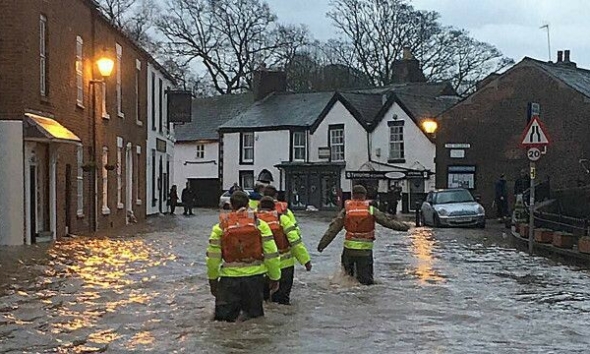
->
[527,147,541,161]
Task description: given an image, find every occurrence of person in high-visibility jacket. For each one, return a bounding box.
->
[262,185,300,232]
[317,185,411,285]
[257,196,312,304]
[248,183,264,209]
[206,191,281,321]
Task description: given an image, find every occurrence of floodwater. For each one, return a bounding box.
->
[1,209,590,353]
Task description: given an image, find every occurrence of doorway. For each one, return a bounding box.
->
[29,165,37,243]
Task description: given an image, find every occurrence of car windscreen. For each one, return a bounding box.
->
[433,190,474,204]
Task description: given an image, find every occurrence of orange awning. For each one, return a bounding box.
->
[24,113,81,145]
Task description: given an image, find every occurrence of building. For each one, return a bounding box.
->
[173,94,253,207]
[436,51,590,216]
[220,56,458,211]
[0,0,168,245]
[146,64,175,215]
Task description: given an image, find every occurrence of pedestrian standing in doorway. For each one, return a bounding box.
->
[317,185,410,285]
[387,184,402,215]
[182,182,194,216]
[169,185,179,215]
[495,174,509,221]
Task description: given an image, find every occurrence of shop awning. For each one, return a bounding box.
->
[24,113,81,145]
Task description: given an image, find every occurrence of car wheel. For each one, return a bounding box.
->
[433,214,441,228]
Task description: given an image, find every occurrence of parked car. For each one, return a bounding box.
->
[420,188,486,228]
[219,189,254,209]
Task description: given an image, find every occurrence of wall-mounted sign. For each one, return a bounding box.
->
[345,170,431,180]
[318,147,330,159]
[445,143,471,149]
[156,138,167,153]
[384,171,406,179]
[450,149,465,158]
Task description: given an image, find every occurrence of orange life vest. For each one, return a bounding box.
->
[256,210,290,253]
[275,201,288,214]
[219,210,264,264]
[344,200,375,241]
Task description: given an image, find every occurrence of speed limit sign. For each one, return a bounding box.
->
[527,147,541,161]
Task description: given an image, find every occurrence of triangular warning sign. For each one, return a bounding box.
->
[521,116,550,147]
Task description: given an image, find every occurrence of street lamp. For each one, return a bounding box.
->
[90,53,114,232]
[421,119,438,134]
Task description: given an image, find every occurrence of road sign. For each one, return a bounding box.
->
[521,116,550,147]
[527,147,542,161]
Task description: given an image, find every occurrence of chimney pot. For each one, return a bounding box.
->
[564,50,571,62]
[557,50,563,62]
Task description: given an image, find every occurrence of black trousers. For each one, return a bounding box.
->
[170,202,177,214]
[263,266,294,305]
[183,204,193,215]
[387,201,398,214]
[214,275,265,322]
[341,248,374,285]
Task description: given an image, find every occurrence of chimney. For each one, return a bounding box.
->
[564,50,571,62]
[392,47,426,84]
[557,49,577,68]
[252,70,287,101]
[557,50,563,62]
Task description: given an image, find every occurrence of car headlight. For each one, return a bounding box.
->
[477,206,485,214]
[437,208,449,216]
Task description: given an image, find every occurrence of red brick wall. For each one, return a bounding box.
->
[2,0,151,237]
[436,63,590,217]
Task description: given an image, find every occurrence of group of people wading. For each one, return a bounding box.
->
[206,184,410,322]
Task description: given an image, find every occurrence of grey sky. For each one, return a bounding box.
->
[269,0,590,68]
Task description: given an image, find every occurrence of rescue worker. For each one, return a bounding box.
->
[248,183,264,209]
[317,185,411,285]
[206,191,281,322]
[262,185,299,231]
[257,197,312,304]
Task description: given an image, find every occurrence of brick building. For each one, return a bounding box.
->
[436,51,590,217]
[0,0,171,245]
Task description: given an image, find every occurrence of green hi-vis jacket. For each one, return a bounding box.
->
[248,199,260,210]
[318,205,410,254]
[206,217,281,281]
[277,213,311,269]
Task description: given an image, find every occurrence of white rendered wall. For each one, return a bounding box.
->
[0,121,24,245]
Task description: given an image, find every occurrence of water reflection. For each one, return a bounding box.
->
[407,228,445,284]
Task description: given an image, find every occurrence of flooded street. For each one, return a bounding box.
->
[1,209,590,353]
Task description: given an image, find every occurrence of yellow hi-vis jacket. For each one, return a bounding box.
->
[248,199,260,210]
[206,217,281,281]
[276,213,311,269]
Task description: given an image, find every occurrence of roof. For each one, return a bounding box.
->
[338,92,384,125]
[523,57,590,98]
[175,93,254,142]
[219,92,334,130]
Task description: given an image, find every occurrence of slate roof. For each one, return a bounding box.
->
[338,92,384,125]
[174,93,254,142]
[218,92,335,130]
[524,57,590,98]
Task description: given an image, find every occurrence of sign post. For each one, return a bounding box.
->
[521,115,550,255]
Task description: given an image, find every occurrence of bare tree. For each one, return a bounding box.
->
[157,0,310,95]
[97,0,137,29]
[327,0,512,95]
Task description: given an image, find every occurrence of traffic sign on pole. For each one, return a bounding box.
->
[521,116,550,147]
[527,147,542,161]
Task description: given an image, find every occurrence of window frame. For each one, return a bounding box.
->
[240,132,254,164]
[291,131,306,162]
[328,124,345,162]
[151,72,156,131]
[102,147,110,215]
[40,14,48,97]
[135,59,142,126]
[136,146,142,205]
[76,146,84,217]
[196,144,205,159]
[239,170,255,190]
[75,36,84,107]
[388,120,405,163]
[116,43,124,118]
[116,137,124,209]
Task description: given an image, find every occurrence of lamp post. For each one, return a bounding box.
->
[89,54,114,232]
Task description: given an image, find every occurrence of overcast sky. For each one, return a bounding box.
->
[269,0,590,68]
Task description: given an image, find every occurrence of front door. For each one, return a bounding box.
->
[29,165,37,244]
[409,178,426,211]
[308,173,321,209]
[65,164,72,234]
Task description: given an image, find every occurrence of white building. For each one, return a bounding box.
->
[174,94,253,207]
[219,66,459,212]
[146,63,175,215]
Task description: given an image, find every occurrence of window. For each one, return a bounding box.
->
[102,147,110,215]
[76,146,84,216]
[151,149,156,207]
[151,72,156,130]
[196,144,205,159]
[136,146,142,205]
[329,125,344,161]
[239,171,255,190]
[75,36,84,106]
[240,132,254,164]
[116,43,123,117]
[292,131,306,161]
[117,137,123,209]
[389,121,405,161]
[158,78,163,133]
[447,165,476,189]
[40,15,47,97]
[136,60,142,125]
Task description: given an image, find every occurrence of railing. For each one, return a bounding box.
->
[534,211,588,235]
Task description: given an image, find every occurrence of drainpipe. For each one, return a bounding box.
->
[91,8,98,232]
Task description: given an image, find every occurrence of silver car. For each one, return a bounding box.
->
[219,189,254,209]
[420,189,486,228]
